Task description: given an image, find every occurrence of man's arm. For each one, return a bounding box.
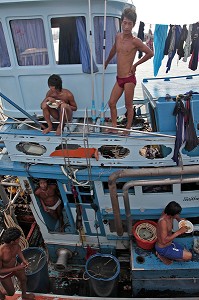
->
[41,90,56,108]
[16,246,29,267]
[105,42,117,69]
[35,190,49,212]
[130,38,153,75]
[66,91,77,111]
[159,219,187,246]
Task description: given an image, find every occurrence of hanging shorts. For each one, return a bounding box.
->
[116,74,137,89]
[155,242,184,260]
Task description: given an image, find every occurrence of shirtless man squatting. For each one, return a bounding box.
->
[0,227,35,300]
[41,74,77,135]
[105,7,153,135]
[35,179,64,232]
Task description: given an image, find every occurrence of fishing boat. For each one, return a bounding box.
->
[0,0,199,299]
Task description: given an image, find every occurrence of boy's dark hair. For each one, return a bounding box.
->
[2,227,21,244]
[164,201,182,216]
[121,7,137,25]
[48,74,62,91]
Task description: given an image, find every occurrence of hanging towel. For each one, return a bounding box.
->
[184,94,199,151]
[172,98,187,165]
[177,24,188,60]
[166,25,182,73]
[153,24,168,77]
[183,24,192,62]
[188,22,199,71]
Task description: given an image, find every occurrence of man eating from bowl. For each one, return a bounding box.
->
[155,201,192,265]
[41,74,77,135]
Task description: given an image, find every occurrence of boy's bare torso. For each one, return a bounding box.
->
[47,88,71,104]
[35,185,59,207]
[116,33,137,78]
[0,244,19,269]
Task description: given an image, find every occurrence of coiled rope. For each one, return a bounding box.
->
[135,222,157,242]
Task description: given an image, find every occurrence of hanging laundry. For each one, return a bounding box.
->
[164,24,173,55]
[137,21,145,58]
[184,93,199,151]
[172,96,187,165]
[183,24,192,62]
[177,24,188,60]
[189,22,199,71]
[153,24,168,76]
[145,27,153,51]
[165,25,182,73]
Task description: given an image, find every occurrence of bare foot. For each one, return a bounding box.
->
[56,125,62,135]
[104,128,118,134]
[42,126,52,134]
[156,252,173,265]
[22,293,35,300]
[120,129,130,136]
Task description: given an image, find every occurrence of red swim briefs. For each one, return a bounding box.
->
[116,74,136,88]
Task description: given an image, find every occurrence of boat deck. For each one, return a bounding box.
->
[6,293,199,300]
[131,236,199,271]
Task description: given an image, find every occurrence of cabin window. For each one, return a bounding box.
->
[10,18,49,66]
[103,182,135,194]
[142,185,172,193]
[50,16,98,73]
[0,22,11,67]
[181,182,199,191]
[94,16,120,64]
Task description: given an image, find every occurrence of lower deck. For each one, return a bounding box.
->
[131,235,199,296]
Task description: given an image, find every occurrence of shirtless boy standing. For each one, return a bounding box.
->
[41,74,77,135]
[35,179,64,232]
[0,227,35,300]
[105,8,153,134]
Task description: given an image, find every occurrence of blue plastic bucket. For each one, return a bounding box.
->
[85,253,120,297]
[22,247,50,293]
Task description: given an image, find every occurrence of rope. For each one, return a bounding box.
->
[0,104,42,131]
[3,212,29,250]
[135,222,157,242]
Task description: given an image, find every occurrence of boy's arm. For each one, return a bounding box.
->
[66,92,77,111]
[17,246,28,266]
[130,38,154,74]
[105,42,117,69]
[41,90,56,107]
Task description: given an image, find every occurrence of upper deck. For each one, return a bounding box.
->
[0,0,134,119]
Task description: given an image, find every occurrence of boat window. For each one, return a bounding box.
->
[103,182,135,194]
[142,185,172,193]
[0,22,11,67]
[51,17,80,65]
[94,16,120,64]
[181,182,199,191]
[50,16,98,73]
[10,18,49,66]
[139,145,172,159]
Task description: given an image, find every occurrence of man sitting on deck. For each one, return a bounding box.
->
[155,201,192,265]
[41,74,77,135]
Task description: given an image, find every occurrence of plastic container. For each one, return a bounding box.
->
[85,253,120,297]
[21,247,50,293]
[132,220,157,250]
